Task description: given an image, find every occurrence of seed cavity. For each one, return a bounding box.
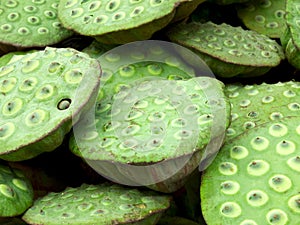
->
[0,65,15,77]
[2,98,23,116]
[276,140,295,155]
[220,202,241,218]
[268,174,292,193]
[246,190,269,207]
[105,0,120,11]
[21,60,40,73]
[240,220,258,225]
[250,136,269,151]
[269,123,288,137]
[266,209,288,225]
[220,181,240,195]
[247,160,270,176]
[57,99,72,110]
[287,156,300,172]
[0,77,17,93]
[288,103,300,111]
[12,178,28,191]
[25,109,47,127]
[0,122,15,140]
[0,184,15,198]
[219,162,238,175]
[288,194,300,213]
[230,146,248,160]
[64,69,83,84]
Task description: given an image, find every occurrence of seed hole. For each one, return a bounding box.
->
[57,99,72,110]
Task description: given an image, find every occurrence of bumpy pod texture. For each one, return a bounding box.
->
[23,183,171,225]
[0,0,73,47]
[225,81,300,141]
[201,116,300,224]
[0,47,100,161]
[236,0,286,38]
[167,22,285,77]
[0,163,33,217]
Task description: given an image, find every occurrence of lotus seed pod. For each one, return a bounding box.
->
[166,21,285,78]
[57,0,195,44]
[280,0,300,70]
[236,0,286,38]
[22,183,171,225]
[201,116,300,224]
[70,41,230,193]
[70,76,230,192]
[0,47,101,161]
[225,81,300,141]
[0,0,73,48]
[0,163,33,217]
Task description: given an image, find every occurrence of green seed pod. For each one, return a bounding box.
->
[0,0,73,48]
[225,81,300,141]
[57,0,203,44]
[166,21,285,78]
[236,0,286,38]
[0,47,101,161]
[23,183,171,225]
[0,163,33,217]
[201,116,300,224]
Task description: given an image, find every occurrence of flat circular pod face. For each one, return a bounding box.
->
[22,183,171,225]
[236,0,286,38]
[70,40,230,190]
[166,22,285,77]
[0,0,74,47]
[201,117,300,224]
[225,81,300,141]
[0,47,101,161]
[58,0,185,43]
[0,163,33,217]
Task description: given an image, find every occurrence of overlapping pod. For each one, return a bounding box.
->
[201,116,300,224]
[280,0,300,70]
[0,0,73,51]
[0,163,33,217]
[236,0,286,38]
[0,47,101,161]
[225,81,300,141]
[166,21,285,78]
[23,183,171,225]
[57,0,204,44]
[69,42,230,193]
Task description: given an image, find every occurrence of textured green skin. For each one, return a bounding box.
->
[58,0,186,44]
[201,117,300,224]
[0,164,33,217]
[23,183,171,225]
[0,0,73,47]
[0,47,101,161]
[236,0,286,38]
[167,22,285,78]
[225,81,300,142]
[281,0,300,69]
[95,12,176,44]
